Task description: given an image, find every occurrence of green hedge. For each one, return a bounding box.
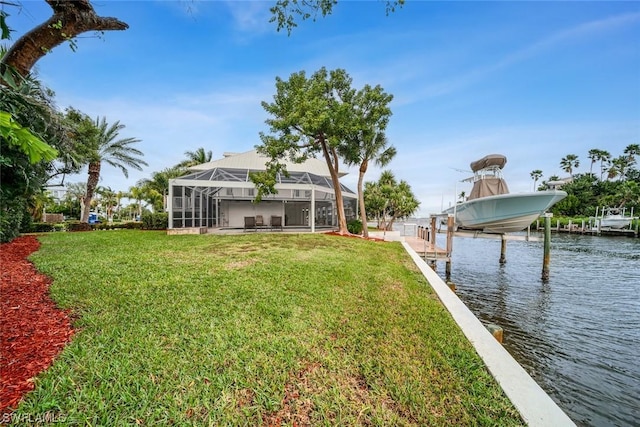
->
[141,212,168,230]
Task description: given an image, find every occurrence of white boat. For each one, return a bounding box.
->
[443,154,567,234]
[598,207,636,229]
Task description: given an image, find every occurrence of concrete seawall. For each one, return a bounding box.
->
[401,242,576,427]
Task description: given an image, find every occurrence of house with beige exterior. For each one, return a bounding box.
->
[168,150,358,232]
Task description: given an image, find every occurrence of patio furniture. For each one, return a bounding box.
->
[255,215,265,229]
[270,215,283,231]
[244,216,256,231]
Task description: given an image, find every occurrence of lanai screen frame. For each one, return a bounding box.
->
[168,167,358,232]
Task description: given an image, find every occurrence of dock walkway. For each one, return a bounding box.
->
[404,235,450,262]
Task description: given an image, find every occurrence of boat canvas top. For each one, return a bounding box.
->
[470,154,507,172]
[467,154,510,201]
[468,177,510,200]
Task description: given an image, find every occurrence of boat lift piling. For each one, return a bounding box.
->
[499,235,507,264]
[445,215,454,278]
[542,213,552,282]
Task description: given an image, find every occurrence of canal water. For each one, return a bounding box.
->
[424,230,640,426]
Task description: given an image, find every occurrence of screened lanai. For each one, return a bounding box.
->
[167,150,358,232]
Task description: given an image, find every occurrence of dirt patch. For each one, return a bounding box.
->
[263,362,321,427]
[0,236,75,415]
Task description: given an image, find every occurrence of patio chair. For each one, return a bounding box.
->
[255,215,265,229]
[270,215,283,231]
[244,216,256,231]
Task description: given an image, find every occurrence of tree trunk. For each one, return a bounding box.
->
[319,137,348,234]
[1,0,128,78]
[81,161,101,223]
[358,160,368,238]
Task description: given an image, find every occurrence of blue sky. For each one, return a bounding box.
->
[6,1,640,215]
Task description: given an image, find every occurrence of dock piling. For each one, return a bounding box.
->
[542,213,552,281]
[499,235,507,264]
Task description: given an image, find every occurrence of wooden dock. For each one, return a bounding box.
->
[404,236,450,261]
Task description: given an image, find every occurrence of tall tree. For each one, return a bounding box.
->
[597,150,611,181]
[364,170,419,231]
[623,144,639,165]
[252,67,377,234]
[610,156,631,181]
[128,185,146,220]
[80,115,147,223]
[96,186,117,222]
[339,84,395,237]
[177,147,213,168]
[560,154,580,177]
[587,149,600,176]
[530,169,543,191]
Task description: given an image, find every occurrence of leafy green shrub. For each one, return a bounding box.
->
[66,221,92,232]
[122,221,143,230]
[347,219,363,235]
[0,199,26,243]
[29,222,56,233]
[141,212,168,230]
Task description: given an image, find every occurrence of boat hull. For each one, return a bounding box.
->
[443,191,567,233]
[600,216,632,229]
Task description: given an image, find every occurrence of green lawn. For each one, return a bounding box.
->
[19,230,523,426]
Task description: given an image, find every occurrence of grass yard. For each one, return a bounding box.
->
[16,230,523,425]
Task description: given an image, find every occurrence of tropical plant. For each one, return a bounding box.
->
[598,150,611,180]
[78,115,147,223]
[177,147,213,168]
[530,169,543,191]
[364,170,419,230]
[560,154,580,177]
[341,128,396,237]
[96,186,117,222]
[137,167,183,212]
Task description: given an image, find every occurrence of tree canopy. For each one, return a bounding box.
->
[252,67,394,234]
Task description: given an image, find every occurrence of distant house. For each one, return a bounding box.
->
[546,177,572,190]
[167,150,358,231]
[46,185,67,201]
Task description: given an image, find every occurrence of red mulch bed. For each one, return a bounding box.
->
[0,236,74,415]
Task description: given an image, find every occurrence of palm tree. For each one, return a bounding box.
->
[128,186,146,221]
[598,150,611,181]
[341,130,396,237]
[137,167,183,212]
[64,181,86,220]
[177,147,213,168]
[81,116,147,223]
[96,186,117,223]
[587,149,600,176]
[610,156,631,181]
[530,170,543,191]
[624,144,639,165]
[560,154,579,177]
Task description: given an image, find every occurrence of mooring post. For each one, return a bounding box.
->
[430,215,437,247]
[542,213,552,281]
[445,215,454,279]
[499,234,507,264]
